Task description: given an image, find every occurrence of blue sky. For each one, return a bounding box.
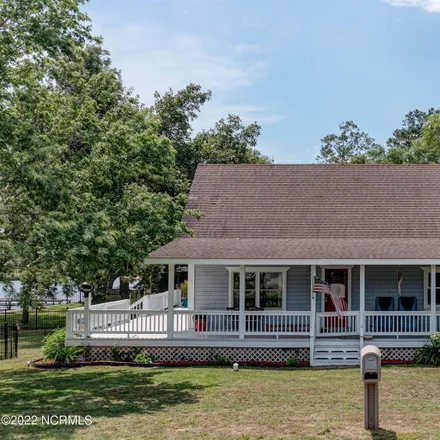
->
[85,0,440,163]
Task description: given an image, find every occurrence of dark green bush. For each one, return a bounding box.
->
[134,353,153,364]
[129,346,142,361]
[214,355,230,366]
[111,342,123,361]
[286,357,299,367]
[42,328,83,363]
[415,332,440,366]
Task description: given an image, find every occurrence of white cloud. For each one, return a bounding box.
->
[384,0,440,12]
[88,13,282,130]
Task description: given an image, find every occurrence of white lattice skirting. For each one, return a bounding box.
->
[87,346,310,364]
[381,347,417,363]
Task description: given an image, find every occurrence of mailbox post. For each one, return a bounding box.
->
[360,345,381,430]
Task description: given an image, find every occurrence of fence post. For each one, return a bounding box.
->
[35,309,38,330]
[14,323,18,358]
[4,322,8,360]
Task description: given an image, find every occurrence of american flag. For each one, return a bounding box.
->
[397,271,403,296]
[313,277,347,317]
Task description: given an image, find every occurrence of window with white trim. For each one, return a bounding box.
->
[260,272,283,308]
[228,267,289,310]
[423,268,440,308]
[232,272,256,308]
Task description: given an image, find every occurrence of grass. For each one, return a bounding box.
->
[45,303,82,311]
[0,303,81,330]
[0,304,82,330]
[1,334,440,439]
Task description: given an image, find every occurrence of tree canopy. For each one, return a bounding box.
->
[317,108,440,165]
[0,0,270,308]
[153,85,271,181]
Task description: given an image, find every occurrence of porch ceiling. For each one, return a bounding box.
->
[149,237,440,261]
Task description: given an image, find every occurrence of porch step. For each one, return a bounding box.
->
[314,338,359,347]
[313,359,360,367]
[313,340,360,366]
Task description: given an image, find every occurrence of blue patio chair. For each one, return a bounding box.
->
[398,296,417,332]
[374,296,394,332]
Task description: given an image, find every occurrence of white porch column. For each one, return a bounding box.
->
[83,293,91,338]
[310,265,316,366]
[359,265,365,344]
[431,265,436,334]
[187,264,195,310]
[239,265,246,340]
[167,264,175,339]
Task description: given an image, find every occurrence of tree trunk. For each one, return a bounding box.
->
[120,279,130,299]
[21,307,29,324]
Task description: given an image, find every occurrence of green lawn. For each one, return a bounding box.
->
[1,333,440,440]
[0,305,81,330]
[45,303,82,311]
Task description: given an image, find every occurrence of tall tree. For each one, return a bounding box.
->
[316,121,381,164]
[0,0,95,303]
[386,108,438,150]
[153,84,212,185]
[1,0,271,309]
[1,44,189,311]
[154,84,212,148]
[403,113,440,163]
[153,85,270,181]
[190,114,269,177]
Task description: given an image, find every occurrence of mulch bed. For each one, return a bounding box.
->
[33,359,310,369]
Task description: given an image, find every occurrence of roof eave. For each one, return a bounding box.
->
[145,257,440,266]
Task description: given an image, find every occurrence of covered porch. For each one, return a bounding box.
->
[66,261,440,343]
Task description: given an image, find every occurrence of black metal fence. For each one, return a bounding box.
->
[0,323,18,360]
[0,309,68,330]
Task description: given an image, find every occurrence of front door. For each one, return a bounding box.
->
[324,268,349,312]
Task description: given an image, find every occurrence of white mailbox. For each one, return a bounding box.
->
[361,345,381,383]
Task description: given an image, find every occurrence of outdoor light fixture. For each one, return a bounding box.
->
[78,282,94,298]
[233,363,239,371]
[78,282,94,338]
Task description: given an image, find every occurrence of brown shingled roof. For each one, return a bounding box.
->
[150,164,440,260]
[151,237,440,260]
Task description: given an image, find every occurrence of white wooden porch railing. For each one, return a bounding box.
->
[242,311,310,335]
[89,310,168,335]
[173,310,240,335]
[66,309,311,338]
[65,307,439,340]
[316,312,359,336]
[67,308,85,337]
[364,312,431,336]
[130,290,181,310]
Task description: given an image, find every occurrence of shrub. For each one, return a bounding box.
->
[129,346,142,361]
[134,353,153,364]
[42,328,83,363]
[415,332,440,366]
[286,357,299,367]
[214,355,230,366]
[82,344,92,361]
[180,280,188,299]
[111,342,123,361]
